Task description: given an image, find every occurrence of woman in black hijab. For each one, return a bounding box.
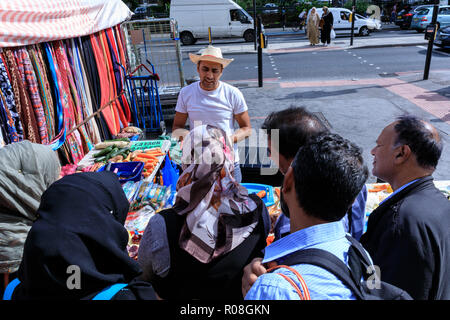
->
[9,171,157,300]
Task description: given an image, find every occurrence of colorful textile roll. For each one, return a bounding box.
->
[90,33,120,136]
[68,39,101,146]
[27,44,56,141]
[53,41,85,163]
[0,53,23,142]
[13,48,49,145]
[99,29,127,128]
[106,27,131,123]
[79,35,112,142]
[2,48,41,143]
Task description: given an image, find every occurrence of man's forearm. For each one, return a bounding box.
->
[231,127,252,143]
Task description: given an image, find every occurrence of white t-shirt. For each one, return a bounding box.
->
[175,81,248,162]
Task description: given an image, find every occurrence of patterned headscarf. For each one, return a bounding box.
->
[175,125,259,263]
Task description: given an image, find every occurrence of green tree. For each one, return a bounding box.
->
[343,0,370,15]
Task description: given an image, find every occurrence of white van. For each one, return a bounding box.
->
[170,0,259,45]
[312,7,374,36]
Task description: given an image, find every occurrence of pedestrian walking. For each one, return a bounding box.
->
[390,6,397,24]
[307,7,320,46]
[320,6,334,46]
[298,9,307,29]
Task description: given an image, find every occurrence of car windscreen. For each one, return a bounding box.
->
[416,8,429,15]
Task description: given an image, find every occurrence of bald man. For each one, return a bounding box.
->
[360,115,450,300]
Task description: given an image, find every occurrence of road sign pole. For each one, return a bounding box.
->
[253,0,257,50]
[257,15,263,87]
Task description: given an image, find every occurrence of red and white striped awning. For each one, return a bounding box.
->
[0,0,132,47]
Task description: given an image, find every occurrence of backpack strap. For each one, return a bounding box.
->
[249,193,271,237]
[92,283,128,300]
[3,278,20,300]
[279,248,365,300]
[267,265,311,300]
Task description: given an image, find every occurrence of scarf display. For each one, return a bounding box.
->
[175,125,259,263]
[0,25,132,164]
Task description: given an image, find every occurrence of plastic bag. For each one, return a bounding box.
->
[162,154,179,189]
[331,28,336,39]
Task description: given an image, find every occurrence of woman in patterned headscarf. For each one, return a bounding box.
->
[307,7,321,46]
[138,125,270,300]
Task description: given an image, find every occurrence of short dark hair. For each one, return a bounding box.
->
[394,115,443,169]
[292,133,369,221]
[262,107,329,159]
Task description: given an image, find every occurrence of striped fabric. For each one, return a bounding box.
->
[0,0,132,47]
[13,48,49,144]
[27,44,56,141]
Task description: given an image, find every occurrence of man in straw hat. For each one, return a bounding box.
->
[172,45,252,182]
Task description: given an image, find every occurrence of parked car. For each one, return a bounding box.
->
[263,3,278,14]
[355,14,382,31]
[395,6,416,29]
[411,5,450,32]
[434,25,450,49]
[131,6,149,20]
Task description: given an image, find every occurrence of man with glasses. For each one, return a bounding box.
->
[360,115,450,300]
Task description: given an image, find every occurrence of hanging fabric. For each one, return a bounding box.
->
[53,41,85,164]
[106,27,132,123]
[42,43,68,158]
[90,33,120,136]
[59,40,93,153]
[67,39,101,146]
[27,44,56,141]
[0,53,23,143]
[13,48,50,145]
[99,30,127,128]
[79,35,112,142]
[2,48,41,144]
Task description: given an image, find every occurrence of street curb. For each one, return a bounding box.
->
[349,42,428,50]
[216,41,429,54]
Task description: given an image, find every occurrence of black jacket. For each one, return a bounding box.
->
[360,176,450,300]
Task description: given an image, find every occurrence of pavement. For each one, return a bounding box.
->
[173,24,450,183]
[190,24,431,55]
[231,68,450,183]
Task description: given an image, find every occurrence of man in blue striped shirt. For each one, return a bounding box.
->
[245,133,370,300]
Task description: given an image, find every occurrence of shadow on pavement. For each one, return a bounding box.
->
[275,88,359,100]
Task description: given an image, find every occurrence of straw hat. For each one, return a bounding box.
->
[189,45,234,68]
